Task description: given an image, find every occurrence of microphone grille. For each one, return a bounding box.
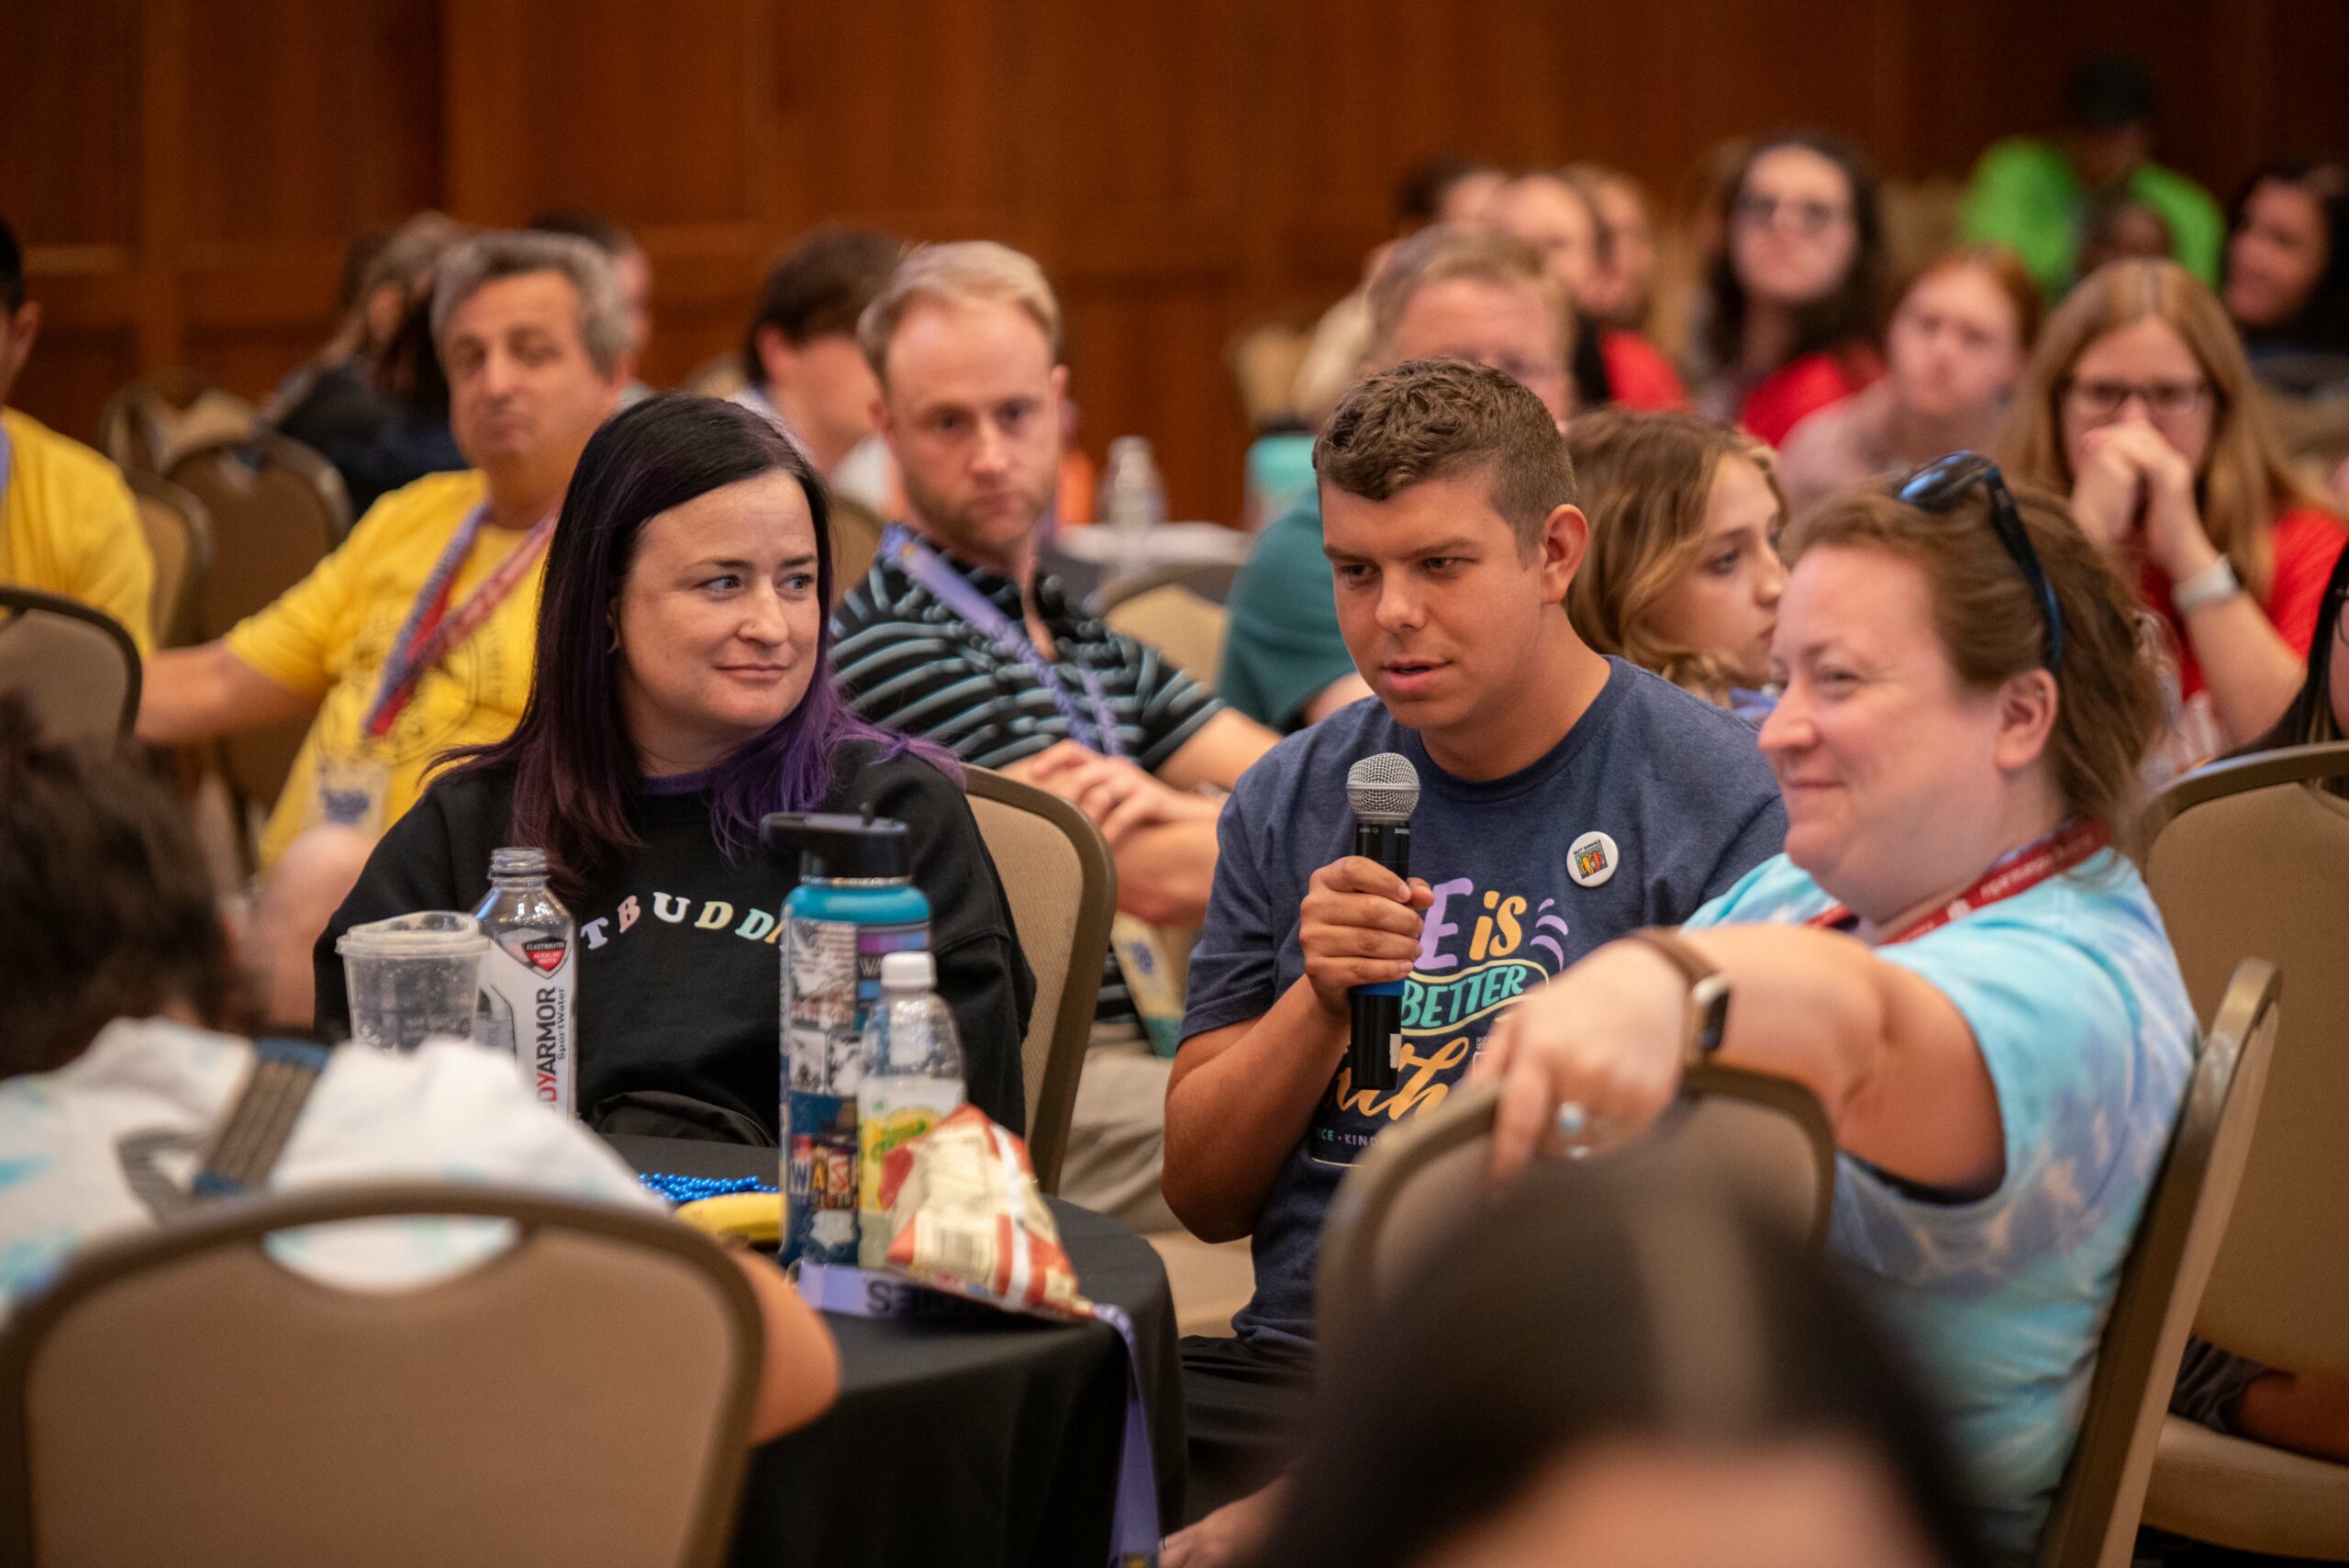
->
[1346,751,1420,822]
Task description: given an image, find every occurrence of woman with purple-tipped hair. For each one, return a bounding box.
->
[318,394,1031,1141]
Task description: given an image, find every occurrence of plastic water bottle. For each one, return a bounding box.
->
[1099,435,1166,572]
[856,951,966,1268]
[471,848,577,1116]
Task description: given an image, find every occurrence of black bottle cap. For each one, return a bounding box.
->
[759,811,913,880]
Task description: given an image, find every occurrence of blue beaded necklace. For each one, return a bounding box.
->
[638,1170,778,1205]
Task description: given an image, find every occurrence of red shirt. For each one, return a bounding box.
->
[1598,331,1690,413]
[1739,346,1886,449]
[2143,504,2348,697]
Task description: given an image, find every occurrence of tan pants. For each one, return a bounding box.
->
[1056,1032,1178,1233]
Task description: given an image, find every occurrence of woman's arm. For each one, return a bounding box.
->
[1479,926,2003,1196]
[2176,587,2307,744]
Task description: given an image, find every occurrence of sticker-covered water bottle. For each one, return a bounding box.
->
[762,809,930,1266]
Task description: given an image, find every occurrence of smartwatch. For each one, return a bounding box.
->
[1625,929,1731,1064]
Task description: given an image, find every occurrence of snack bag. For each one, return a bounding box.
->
[879,1105,1092,1319]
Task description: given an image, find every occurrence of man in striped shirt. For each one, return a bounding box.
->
[831,241,1277,1228]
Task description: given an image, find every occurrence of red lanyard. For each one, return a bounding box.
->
[1803,818,2112,946]
[362,505,552,740]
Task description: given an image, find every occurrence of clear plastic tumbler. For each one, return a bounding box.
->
[336,912,489,1052]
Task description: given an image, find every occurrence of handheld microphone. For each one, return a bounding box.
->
[1345,752,1420,1092]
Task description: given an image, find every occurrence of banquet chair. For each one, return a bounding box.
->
[964,767,1116,1194]
[96,369,255,477]
[2132,742,2349,1559]
[1098,577,1231,692]
[0,588,140,741]
[168,430,351,854]
[128,470,214,649]
[2034,959,2281,1568]
[1314,1062,1835,1354]
[0,1183,762,1568]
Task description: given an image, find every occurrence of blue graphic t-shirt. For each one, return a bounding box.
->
[1686,850,2194,1556]
[1182,660,1787,1353]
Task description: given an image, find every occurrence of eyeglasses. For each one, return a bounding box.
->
[1896,452,2065,673]
[2060,377,2217,422]
[1732,193,1851,237]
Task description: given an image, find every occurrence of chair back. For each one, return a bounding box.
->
[827,493,885,611]
[127,471,214,649]
[1316,1062,1835,1352]
[0,588,140,741]
[2142,742,2349,1380]
[0,1183,761,1568]
[2034,960,2281,1568]
[96,370,255,476]
[964,768,1117,1192]
[1100,577,1232,691]
[168,431,352,818]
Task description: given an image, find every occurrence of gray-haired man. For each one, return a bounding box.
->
[139,230,633,1025]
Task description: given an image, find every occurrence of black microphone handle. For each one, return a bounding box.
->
[1349,818,1412,1091]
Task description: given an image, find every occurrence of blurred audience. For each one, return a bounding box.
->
[1219,1171,1987,1568]
[1778,245,2041,513]
[1566,408,1787,718]
[1223,225,1573,730]
[138,232,633,1024]
[2002,258,2349,762]
[0,217,154,652]
[830,241,1276,1230]
[318,395,1030,1139]
[1294,157,1506,423]
[1651,137,1752,368]
[1562,162,1663,335]
[1696,131,1888,447]
[0,698,836,1443]
[2223,158,2349,395]
[2075,190,2177,279]
[1486,170,1688,412]
[1481,466,2189,1556]
[1961,53,2222,298]
[271,211,472,517]
[737,228,904,519]
[529,209,654,403]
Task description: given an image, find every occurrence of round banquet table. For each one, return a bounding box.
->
[605,1133,1187,1568]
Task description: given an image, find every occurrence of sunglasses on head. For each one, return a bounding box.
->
[1896,452,2065,674]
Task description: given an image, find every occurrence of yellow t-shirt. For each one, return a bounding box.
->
[225,469,546,867]
[0,407,155,653]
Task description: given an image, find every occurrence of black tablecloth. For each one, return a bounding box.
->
[606,1133,1187,1567]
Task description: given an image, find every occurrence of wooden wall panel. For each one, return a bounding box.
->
[10,0,2349,523]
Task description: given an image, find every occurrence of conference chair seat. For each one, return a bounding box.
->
[2143,1416,2349,1560]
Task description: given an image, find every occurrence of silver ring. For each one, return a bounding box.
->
[1553,1099,1609,1160]
[1554,1100,1588,1141]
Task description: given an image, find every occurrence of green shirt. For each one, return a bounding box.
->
[1220,489,1354,730]
[1959,136,2224,298]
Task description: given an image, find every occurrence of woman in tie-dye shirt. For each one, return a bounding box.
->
[1479,463,2194,1558]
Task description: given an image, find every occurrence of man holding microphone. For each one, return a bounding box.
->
[1160,359,1785,1555]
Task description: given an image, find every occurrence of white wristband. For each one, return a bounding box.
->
[2172,556,2243,615]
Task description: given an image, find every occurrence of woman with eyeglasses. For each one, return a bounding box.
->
[2004,258,2349,763]
[1471,466,2192,1557]
[1696,131,1890,448]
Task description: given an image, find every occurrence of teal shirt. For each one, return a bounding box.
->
[1220,490,1354,730]
[1960,136,2224,298]
[1687,850,2194,1555]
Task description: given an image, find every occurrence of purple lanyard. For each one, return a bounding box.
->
[0,420,13,516]
[799,1261,1163,1564]
[881,524,1126,760]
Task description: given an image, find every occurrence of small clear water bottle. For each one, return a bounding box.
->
[1098,434,1166,571]
[855,951,966,1267]
[471,847,577,1117]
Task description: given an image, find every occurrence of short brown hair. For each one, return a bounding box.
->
[857,240,1062,384]
[0,700,237,1075]
[1783,480,2165,845]
[1366,223,1573,368]
[742,228,906,384]
[1316,358,1576,553]
[1567,409,1786,701]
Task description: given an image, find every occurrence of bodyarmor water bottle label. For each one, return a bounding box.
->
[479,929,575,1115]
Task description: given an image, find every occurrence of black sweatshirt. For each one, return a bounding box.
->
[315,743,1033,1142]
